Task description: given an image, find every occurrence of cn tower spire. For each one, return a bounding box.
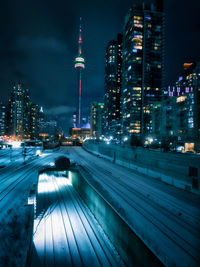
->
[74,17,85,128]
[78,17,82,56]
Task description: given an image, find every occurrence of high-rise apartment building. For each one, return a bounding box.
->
[121,0,164,138]
[29,103,39,139]
[38,109,59,140]
[90,102,104,138]
[10,83,30,138]
[7,83,41,140]
[152,62,200,151]
[0,103,6,136]
[4,99,12,136]
[104,34,123,138]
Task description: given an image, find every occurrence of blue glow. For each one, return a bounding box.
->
[145,16,151,20]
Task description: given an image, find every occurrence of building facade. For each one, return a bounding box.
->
[121,1,164,139]
[70,127,90,140]
[6,83,41,140]
[104,34,123,138]
[90,102,104,138]
[10,83,30,138]
[0,103,6,136]
[152,62,200,151]
[29,103,39,139]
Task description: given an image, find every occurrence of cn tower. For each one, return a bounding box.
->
[74,17,85,128]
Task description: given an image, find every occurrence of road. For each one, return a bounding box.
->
[66,147,200,267]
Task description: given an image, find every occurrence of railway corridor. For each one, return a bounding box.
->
[66,147,200,267]
[28,172,123,267]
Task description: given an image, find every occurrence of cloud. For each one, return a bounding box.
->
[46,105,75,115]
[16,36,67,53]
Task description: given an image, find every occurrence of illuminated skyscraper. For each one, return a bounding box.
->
[152,62,200,151]
[0,103,6,136]
[90,102,104,138]
[10,83,30,138]
[74,17,85,128]
[9,83,40,139]
[121,0,165,138]
[104,34,123,138]
[29,103,39,139]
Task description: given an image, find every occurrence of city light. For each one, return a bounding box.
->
[0,2,199,267]
[148,137,153,144]
[75,56,85,63]
[36,149,41,156]
[9,140,22,148]
[75,62,85,69]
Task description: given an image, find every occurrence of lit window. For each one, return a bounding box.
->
[134,45,142,50]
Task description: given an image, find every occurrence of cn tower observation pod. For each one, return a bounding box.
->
[74,56,85,69]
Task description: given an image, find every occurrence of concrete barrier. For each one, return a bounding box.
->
[83,141,200,195]
[69,168,163,267]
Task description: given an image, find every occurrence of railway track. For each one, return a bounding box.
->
[70,147,200,266]
[29,173,123,266]
[0,151,64,203]
[84,164,199,261]
[89,160,200,229]
[74,148,200,226]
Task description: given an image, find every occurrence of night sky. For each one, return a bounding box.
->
[0,0,199,134]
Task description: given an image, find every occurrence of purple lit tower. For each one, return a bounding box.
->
[74,17,85,128]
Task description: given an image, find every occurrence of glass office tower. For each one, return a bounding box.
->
[121,0,165,138]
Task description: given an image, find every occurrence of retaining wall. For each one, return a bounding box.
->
[69,168,163,267]
[83,141,200,194]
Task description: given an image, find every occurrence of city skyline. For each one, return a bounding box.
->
[0,0,199,133]
[0,2,199,265]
